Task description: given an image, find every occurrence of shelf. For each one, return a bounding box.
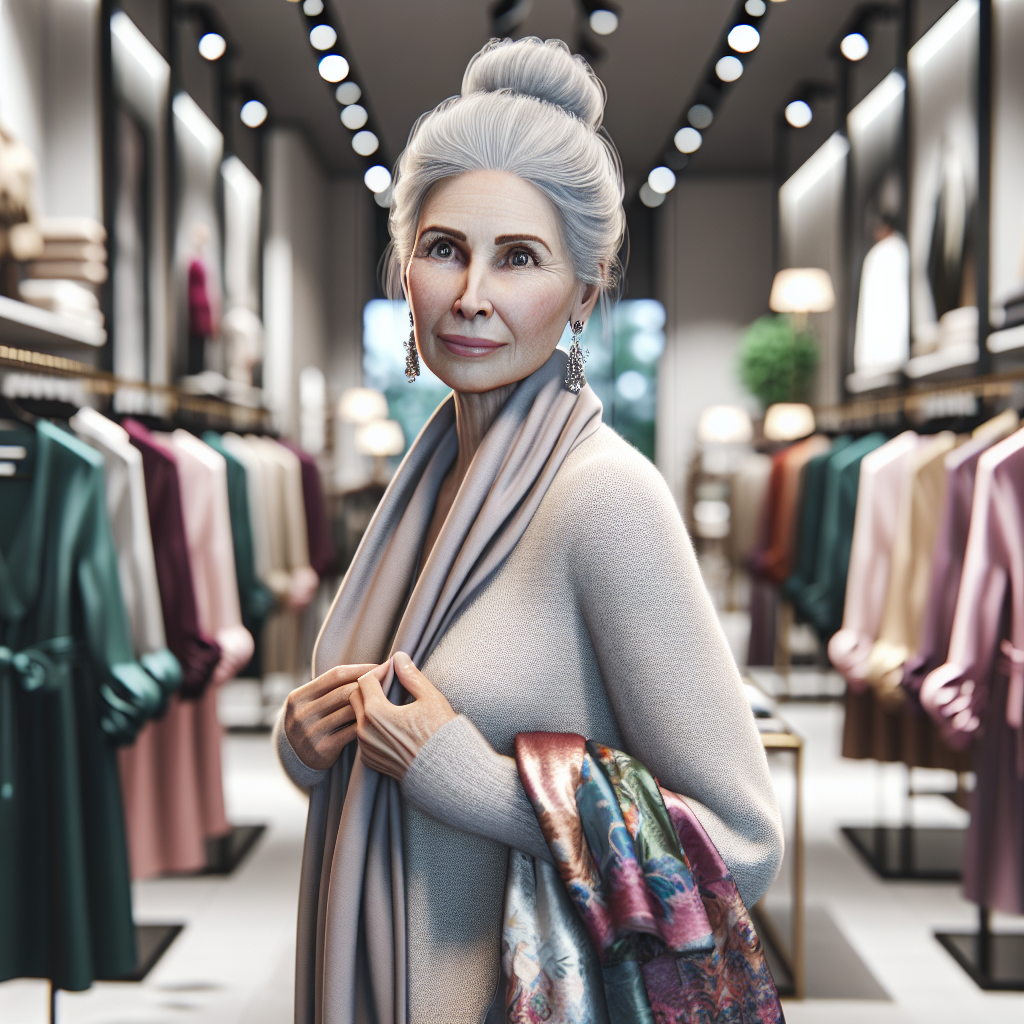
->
[0,294,106,350]
[903,342,978,381]
[845,368,901,394]
[987,324,1024,354]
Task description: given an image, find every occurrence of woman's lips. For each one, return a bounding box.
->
[438,334,507,358]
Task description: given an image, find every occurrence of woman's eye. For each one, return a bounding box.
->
[510,250,532,268]
[432,241,454,259]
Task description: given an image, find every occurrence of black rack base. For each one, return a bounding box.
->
[842,825,964,880]
[204,824,265,875]
[98,923,183,982]
[935,930,1024,990]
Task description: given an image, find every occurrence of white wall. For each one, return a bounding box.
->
[655,177,774,506]
[0,0,102,219]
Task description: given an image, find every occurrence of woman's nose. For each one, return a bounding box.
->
[453,264,494,320]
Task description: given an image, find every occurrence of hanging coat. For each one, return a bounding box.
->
[0,420,165,990]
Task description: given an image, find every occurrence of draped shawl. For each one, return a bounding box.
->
[296,350,603,1024]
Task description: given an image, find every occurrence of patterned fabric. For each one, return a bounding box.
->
[508,732,783,1024]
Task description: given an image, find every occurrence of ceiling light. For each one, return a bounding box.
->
[841,32,870,61]
[309,24,337,50]
[335,81,361,105]
[318,54,349,82]
[302,0,324,13]
[355,419,405,457]
[240,99,267,128]
[338,387,388,423]
[647,165,676,194]
[763,403,816,442]
[745,0,767,15]
[674,126,702,153]
[785,99,812,127]
[728,24,760,52]
[364,165,392,193]
[198,32,225,61]
[688,103,713,129]
[352,130,378,156]
[716,56,743,82]
[341,104,368,129]
[769,267,835,312]
[589,9,618,35]
[639,183,666,208]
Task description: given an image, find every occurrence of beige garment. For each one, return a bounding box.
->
[864,432,959,696]
[730,452,773,570]
[828,431,921,687]
[220,432,274,589]
[279,419,784,1023]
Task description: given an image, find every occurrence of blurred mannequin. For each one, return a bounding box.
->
[187,221,215,374]
[853,216,910,375]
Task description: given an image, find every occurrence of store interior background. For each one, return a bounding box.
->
[3,0,1024,1021]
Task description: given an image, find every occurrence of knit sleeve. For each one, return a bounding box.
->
[565,440,784,907]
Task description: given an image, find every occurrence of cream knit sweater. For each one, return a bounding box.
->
[277,424,783,1023]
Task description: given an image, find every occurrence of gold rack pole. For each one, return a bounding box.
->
[0,343,271,431]
[815,365,1024,432]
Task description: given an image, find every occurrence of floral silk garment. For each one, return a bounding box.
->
[503,733,783,1024]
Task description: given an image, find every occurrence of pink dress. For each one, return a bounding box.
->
[922,428,1024,914]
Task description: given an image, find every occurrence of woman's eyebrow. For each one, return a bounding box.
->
[495,233,551,252]
[418,225,467,241]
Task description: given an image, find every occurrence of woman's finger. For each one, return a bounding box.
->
[357,664,391,712]
[392,651,435,700]
[308,681,358,717]
[322,701,356,734]
[349,684,365,727]
[303,663,379,700]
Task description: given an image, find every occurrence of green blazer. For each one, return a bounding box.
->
[1,421,164,989]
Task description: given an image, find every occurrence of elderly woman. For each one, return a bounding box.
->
[276,36,783,1024]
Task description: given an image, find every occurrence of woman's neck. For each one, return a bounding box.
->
[420,382,516,567]
[450,383,517,480]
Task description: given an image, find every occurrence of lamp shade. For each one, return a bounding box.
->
[355,419,405,457]
[763,402,816,441]
[769,268,835,314]
[338,387,388,424]
[698,405,754,445]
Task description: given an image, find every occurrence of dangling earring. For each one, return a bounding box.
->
[565,319,588,393]
[405,311,420,382]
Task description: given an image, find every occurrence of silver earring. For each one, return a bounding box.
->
[405,311,420,382]
[565,320,588,393]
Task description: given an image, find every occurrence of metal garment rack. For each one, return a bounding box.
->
[814,366,1024,433]
[0,343,271,431]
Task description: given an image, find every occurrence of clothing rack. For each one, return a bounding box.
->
[815,366,1024,432]
[0,343,270,431]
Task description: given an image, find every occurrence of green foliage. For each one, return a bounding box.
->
[738,315,819,409]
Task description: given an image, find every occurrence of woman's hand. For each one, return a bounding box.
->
[350,652,457,781]
[283,663,379,771]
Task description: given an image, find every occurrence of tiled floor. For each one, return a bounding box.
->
[2,699,1023,1022]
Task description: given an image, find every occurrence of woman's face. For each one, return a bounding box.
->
[405,169,600,394]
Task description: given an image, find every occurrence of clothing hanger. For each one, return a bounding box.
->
[0,399,35,480]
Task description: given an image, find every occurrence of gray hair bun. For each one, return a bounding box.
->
[462,37,606,130]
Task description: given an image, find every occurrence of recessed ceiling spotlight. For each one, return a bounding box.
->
[318,54,349,82]
[364,165,392,193]
[335,81,361,105]
[310,24,337,50]
[688,103,714,129]
[674,126,702,153]
[647,166,676,194]
[198,32,226,61]
[240,99,267,128]
[639,182,666,208]
[589,9,618,35]
[745,0,767,15]
[785,99,812,127]
[341,103,368,129]
[728,24,760,52]
[352,130,379,156]
[716,55,743,82]
[840,32,869,61]
[302,0,324,14]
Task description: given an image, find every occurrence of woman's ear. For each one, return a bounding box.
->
[575,279,602,323]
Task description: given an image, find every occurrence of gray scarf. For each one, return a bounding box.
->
[296,350,603,1023]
